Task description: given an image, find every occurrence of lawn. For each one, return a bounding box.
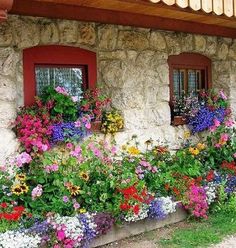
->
[159,211,236,248]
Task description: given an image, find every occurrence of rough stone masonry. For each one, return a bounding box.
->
[0,15,236,164]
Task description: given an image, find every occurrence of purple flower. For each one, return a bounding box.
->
[63,196,69,203]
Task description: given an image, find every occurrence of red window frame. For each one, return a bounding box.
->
[23,45,97,106]
[168,53,212,104]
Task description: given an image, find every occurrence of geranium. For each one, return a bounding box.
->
[0,203,25,222]
[185,184,208,219]
[15,109,53,153]
[15,152,32,167]
[80,88,111,121]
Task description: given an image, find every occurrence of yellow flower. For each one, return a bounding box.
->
[197,143,206,151]
[80,172,89,181]
[11,184,24,196]
[189,147,200,156]
[15,173,26,181]
[184,131,190,139]
[79,208,86,213]
[19,183,29,193]
[127,146,140,156]
[68,185,81,196]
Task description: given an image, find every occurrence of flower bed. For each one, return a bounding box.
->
[0,89,236,247]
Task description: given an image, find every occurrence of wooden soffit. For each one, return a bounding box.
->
[9,0,236,38]
[150,0,236,18]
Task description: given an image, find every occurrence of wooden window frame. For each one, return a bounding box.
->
[23,45,97,106]
[168,52,212,108]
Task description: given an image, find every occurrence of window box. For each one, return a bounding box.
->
[172,116,186,126]
[90,120,102,132]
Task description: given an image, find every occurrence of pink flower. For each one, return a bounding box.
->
[74,120,81,128]
[85,122,91,129]
[53,245,60,248]
[219,90,227,100]
[225,119,235,127]
[57,230,66,241]
[214,143,221,148]
[233,153,236,158]
[71,96,78,102]
[66,143,73,149]
[213,119,221,127]
[93,148,102,158]
[16,152,32,167]
[209,125,216,132]
[220,133,229,143]
[62,196,69,203]
[51,164,59,172]
[41,144,49,152]
[73,202,80,210]
[32,185,43,200]
[152,166,158,173]
[111,146,117,155]
[55,86,68,96]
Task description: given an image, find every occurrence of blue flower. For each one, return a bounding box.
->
[149,199,166,220]
[188,107,226,133]
[51,121,87,143]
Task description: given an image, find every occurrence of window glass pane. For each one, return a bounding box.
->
[188,69,197,95]
[173,69,180,97]
[35,66,84,99]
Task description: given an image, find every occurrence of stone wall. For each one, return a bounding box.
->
[0,15,236,163]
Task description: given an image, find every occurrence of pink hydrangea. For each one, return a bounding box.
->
[16,152,32,167]
[32,184,43,200]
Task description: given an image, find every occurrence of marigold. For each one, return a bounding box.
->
[189,147,200,156]
[127,146,140,156]
[196,143,206,151]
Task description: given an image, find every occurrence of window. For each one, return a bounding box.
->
[168,53,212,119]
[23,45,97,105]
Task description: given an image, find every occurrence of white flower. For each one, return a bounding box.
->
[124,205,149,222]
[0,231,41,248]
[159,196,177,215]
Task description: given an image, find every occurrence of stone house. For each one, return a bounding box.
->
[0,0,236,164]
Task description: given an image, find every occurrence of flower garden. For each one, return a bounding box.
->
[0,86,235,248]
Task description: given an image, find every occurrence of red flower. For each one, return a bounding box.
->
[206,170,214,181]
[173,187,180,196]
[0,202,7,208]
[13,206,25,213]
[120,203,131,211]
[133,204,140,215]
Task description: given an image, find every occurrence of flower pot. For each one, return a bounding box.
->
[172,116,186,126]
[90,120,102,132]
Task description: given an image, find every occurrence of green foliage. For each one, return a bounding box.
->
[40,86,78,121]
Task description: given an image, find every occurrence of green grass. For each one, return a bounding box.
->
[159,211,236,248]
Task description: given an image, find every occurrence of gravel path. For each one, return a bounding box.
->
[212,236,236,248]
